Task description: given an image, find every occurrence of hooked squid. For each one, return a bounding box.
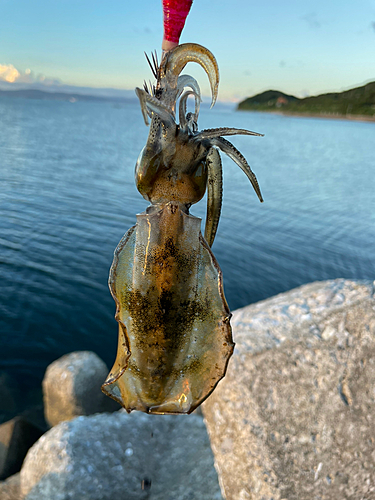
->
[102,43,263,414]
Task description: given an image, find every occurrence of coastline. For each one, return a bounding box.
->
[238,109,375,123]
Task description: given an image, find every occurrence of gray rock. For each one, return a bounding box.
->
[0,417,44,480]
[42,351,119,427]
[202,279,375,500]
[0,473,20,500]
[20,411,222,500]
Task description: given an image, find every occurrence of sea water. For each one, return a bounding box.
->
[0,96,374,402]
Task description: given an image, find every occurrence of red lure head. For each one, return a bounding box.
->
[162,0,193,45]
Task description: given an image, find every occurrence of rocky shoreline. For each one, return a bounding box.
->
[1,279,374,499]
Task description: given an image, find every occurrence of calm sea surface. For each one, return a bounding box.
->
[0,96,374,405]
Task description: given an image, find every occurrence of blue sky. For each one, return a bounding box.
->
[1,0,374,101]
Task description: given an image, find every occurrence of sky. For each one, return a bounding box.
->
[0,0,375,101]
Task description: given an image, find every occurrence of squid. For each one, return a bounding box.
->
[102,43,263,414]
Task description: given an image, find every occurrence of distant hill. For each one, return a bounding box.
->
[0,88,135,103]
[238,82,375,119]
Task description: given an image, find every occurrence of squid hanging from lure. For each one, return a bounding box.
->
[102,43,263,414]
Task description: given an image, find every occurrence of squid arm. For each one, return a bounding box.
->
[177,75,201,102]
[179,90,201,130]
[165,43,219,107]
[204,148,223,247]
[193,127,263,141]
[135,87,175,127]
[210,136,263,203]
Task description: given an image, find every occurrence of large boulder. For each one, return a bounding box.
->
[42,351,119,427]
[0,417,44,480]
[0,473,20,500]
[20,411,222,500]
[202,279,375,500]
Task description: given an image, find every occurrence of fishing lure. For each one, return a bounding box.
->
[162,0,193,46]
[102,44,263,414]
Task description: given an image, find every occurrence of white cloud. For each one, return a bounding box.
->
[0,63,20,82]
[0,64,63,87]
[0,63,135,99]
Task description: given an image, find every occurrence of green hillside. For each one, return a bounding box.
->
[238,81,375,118]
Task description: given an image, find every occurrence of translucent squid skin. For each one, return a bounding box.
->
[102,44,263,414]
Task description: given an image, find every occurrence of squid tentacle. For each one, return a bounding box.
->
[204,148,223,247]
[179,90,201,131]
[194,127,263,141]
[135,88,175,127]
[210,137,263,202]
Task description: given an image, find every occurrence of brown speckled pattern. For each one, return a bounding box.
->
[102,204,233,414]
